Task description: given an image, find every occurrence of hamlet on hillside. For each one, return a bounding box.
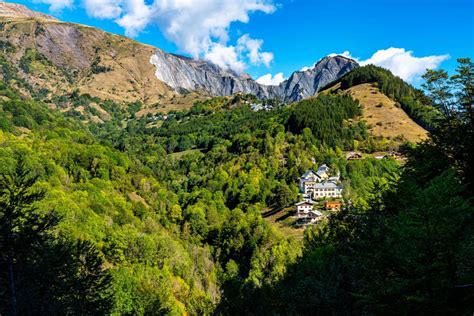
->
[295,164,344,225]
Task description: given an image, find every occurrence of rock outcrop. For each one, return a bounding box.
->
[150,51,359,102]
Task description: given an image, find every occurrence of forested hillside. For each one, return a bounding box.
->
[0,55,472,314]
[241,58,474,314]
[0,67,404,313]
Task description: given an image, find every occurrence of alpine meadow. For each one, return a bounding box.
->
[0,1,472,315]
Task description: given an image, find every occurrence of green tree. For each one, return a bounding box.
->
[0,157,112,314]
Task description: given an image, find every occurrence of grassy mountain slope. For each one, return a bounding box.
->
[0,3,208,115]
[321,65,441,144]
[348,83,427,142]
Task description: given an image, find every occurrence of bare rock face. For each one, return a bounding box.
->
[150,51,359,102]
[275,56,359,101]
[150,49,272,98]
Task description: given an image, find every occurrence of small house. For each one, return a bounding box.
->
[325,200,342,210]
[295,200,316,218]
[347,152,363,160]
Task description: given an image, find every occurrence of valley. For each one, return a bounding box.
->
[0,2,472,315]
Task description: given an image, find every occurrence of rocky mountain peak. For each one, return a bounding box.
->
[150,51,359,102]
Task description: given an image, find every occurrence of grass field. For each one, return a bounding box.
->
[263,207,305,240]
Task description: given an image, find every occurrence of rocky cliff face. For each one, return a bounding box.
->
[150,51,358,102]
[274,56,359,101]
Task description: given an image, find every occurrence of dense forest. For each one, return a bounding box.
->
[0,59,472,314]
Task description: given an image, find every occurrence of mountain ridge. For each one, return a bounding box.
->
[0,2,358,106]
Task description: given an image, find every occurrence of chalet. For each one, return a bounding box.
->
[295,200,316,218]
[347,152,363,160]
[296,210,323,225]
[312,181,343,199]
[325,200,342,210]
[316,164,330,180]
[299,169,322,194]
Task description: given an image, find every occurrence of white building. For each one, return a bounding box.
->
[316,164,330,180]
[312,181,343,199]
[295,200,316,218]
[299,170,322,194]
[300,165,341,195]
[296,210,323,225]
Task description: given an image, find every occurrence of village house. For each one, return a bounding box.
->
[313,181,343,199]
[295,164,344,225]
[296,209,323,226]
[299,169,321,194]
[347,152,363,160]
[325,200,343,211]
[295,200,316,218]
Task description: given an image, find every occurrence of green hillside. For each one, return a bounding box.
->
[0,59,473,315]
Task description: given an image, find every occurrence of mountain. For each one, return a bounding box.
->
[0,2,357,109]
[150,50,358,102]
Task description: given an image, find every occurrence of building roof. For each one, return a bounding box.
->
[301,169,317,179]
[314,181,342,189]
[316,164,330,177]
[317,164,329,172]
[296,200,316,206]
[307,210,323,217]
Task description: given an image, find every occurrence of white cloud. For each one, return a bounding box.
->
[35,0,73,11]
[256,72,286,86]
[328,50,356,60]
[237,34,273,67]
[79,0,276,73]
[204,43,246,73]
[115,0,153,37]
[359,48,449,82]
[203,34,273,72]
[152,0,275,58]
[83,0,122,19]
[299,64,313,72]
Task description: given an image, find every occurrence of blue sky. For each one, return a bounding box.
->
[9,0,474,85]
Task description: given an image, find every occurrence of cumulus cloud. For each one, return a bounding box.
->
[256,72,286,86]
[359,48,449,82]
[115,0,153,37]
[237,34,274,67]
[328,50,356,60]
[203,34,273,72]
[83,0,122,19]
[79,0,276,72]
[35,0,73,11]
[204,43,246,73]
